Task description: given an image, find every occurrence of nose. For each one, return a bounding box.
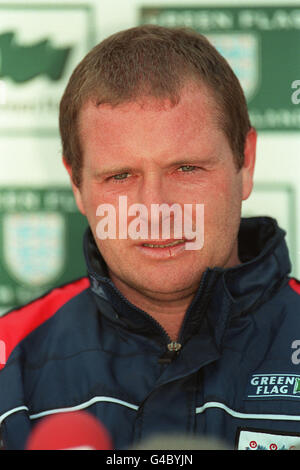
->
[135,172,182,240]
[137,172,169,209]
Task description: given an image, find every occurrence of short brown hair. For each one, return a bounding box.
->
[59,25,251,187]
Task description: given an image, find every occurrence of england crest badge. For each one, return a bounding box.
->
[3,212,65,286]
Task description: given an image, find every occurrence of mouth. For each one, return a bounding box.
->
[135,238,189,260]
[141,239,185,248]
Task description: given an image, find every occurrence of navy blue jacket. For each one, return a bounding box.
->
[1,217,300,450]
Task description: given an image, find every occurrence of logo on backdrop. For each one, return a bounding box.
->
[206,33,259,102]
[0,31,72,83]
[140,5,300,131]
[0,188,88,312]
[3,213,65,287]
[0,4,93,131]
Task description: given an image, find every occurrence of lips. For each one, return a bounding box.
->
[136,239,187,260]
[141,239,185,248]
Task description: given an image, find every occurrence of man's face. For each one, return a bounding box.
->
[67,83,256,303]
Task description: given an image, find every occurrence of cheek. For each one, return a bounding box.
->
[202,175,243,230]
[80,184,107,222]
[214,169,243,205]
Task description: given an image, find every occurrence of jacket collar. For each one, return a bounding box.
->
[84,217,291,347]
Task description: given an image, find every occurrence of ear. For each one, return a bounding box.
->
[62,157,86,216]
[241,127,257,201]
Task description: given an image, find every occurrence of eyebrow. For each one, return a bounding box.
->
[92,166,133,178]
[167,156,219,167]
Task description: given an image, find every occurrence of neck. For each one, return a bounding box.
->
[109,271,196,341]
[153,310,186,341]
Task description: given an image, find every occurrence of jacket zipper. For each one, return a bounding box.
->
[102,270,213,364]
[105,279,176,349]
[158,271,213,364]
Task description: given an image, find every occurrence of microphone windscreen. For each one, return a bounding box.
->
[25,410,113,450]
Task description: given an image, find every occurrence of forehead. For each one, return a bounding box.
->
[78,83,222,159]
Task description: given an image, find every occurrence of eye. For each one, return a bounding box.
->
[178,165,197,172]
[110,172,131,182]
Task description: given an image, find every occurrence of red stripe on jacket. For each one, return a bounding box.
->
[0,277,90,370]
[289,278,300,295]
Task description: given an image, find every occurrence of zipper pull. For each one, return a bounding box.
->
[158,342,182,364]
